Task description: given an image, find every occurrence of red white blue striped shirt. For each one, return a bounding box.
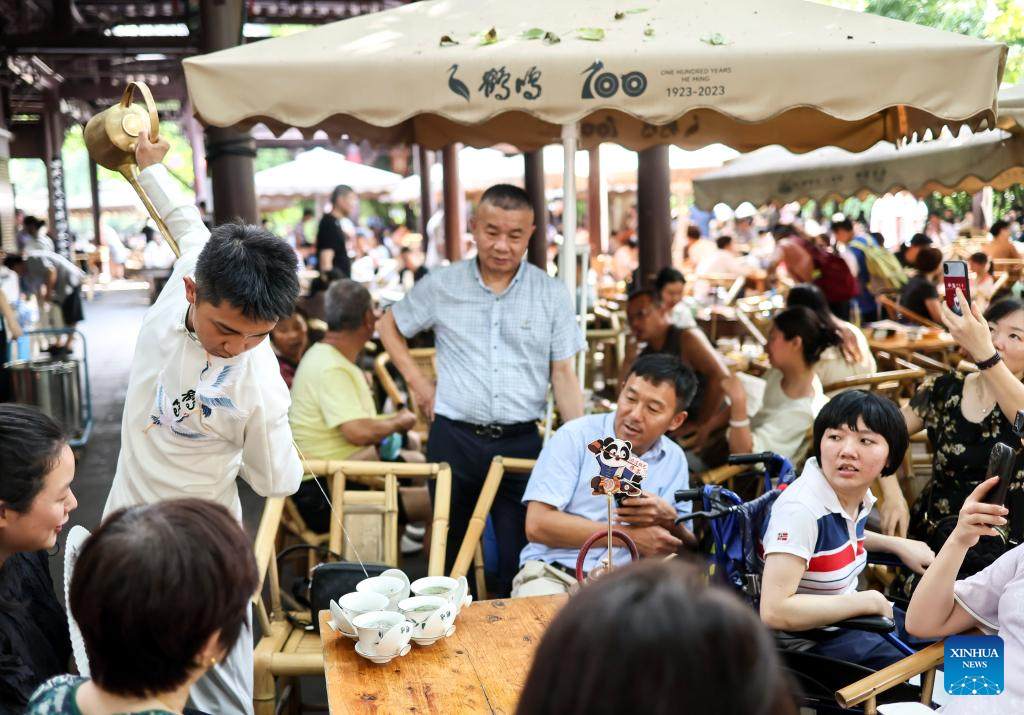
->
[762,458,876,596]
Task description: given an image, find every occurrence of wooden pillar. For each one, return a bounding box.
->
[0,92,14,255]
[199,0,258,224]
[415,145,433,239]
[183,99,208,206]
[441,143,463,262]
[636,145,671,289]
[89,157,101,246]
[587,146,604,258]
[42,87,70,257]
[523,150,546,269]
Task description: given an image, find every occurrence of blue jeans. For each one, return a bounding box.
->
[808,607,934,671]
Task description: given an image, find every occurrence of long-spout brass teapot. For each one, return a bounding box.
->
[84,81,180,256]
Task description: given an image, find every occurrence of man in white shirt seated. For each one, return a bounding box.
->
[512,354,698,597]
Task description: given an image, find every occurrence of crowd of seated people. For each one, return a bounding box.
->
[12,192,1024,715]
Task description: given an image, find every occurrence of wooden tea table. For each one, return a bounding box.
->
[320,594,567,713]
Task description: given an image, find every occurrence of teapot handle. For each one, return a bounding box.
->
[119,81,160,142]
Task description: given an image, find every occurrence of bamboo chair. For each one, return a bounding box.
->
[822,366,926,402]
[835,629,982,714]
[875,350,953,377]
[252,462,452,715]
[449,456,536,600]
[373,348,437,439]
[990,257,1024,277]
[692,426,815,493]
[877,295,942,329]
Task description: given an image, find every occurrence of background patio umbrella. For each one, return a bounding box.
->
[692,129,1024,209]
[694,80,1024,209]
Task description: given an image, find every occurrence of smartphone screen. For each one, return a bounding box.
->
[943,260,971,316]
[984,442,1015,506]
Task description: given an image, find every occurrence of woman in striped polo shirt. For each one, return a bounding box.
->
[759,390,936,669]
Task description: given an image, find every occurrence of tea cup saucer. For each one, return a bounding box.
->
[354,640,410,664]
[411,624,456,646]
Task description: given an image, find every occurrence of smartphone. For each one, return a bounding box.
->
[984,442,1015,506]
[943,260,971,316]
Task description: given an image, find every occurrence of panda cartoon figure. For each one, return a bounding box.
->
[588,437,644,497]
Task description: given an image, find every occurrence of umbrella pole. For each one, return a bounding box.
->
[560,123,585,390]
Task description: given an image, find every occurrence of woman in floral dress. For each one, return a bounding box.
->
[897,298,1024,597]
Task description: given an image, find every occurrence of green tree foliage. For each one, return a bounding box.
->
[819,0,1023,83]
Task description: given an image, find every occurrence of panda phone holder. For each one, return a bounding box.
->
[576,437,646,583]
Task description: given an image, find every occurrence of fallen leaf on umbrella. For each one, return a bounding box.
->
[577,27,606,41]
[701,32,727,46]
[478,27,498,45]
[521,27,545,40]
[544,31,561,44]
[439,34,459,47]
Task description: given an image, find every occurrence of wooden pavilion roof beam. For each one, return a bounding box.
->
[2,33,196,54]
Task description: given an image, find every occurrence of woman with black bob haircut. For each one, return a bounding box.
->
[786,283,876,388]
[515,559,798,715]
[760,391,934,670]
[0,404,77,714]
[27,499,258,714]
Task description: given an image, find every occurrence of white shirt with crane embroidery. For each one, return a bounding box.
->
[103,164,302,521]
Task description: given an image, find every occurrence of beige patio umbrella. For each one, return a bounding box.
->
[692,129,1024,208]
[183,0,1006,385]
[183,0,1006,155]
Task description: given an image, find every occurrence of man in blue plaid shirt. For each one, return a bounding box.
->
[380,184,585,597]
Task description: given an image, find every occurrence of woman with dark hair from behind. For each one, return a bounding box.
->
[27,498,258,714]
[898,246,944,323]
[718,306,835,464]
[786,283,876,388]
[515,559,798,715]
[0,405,77,713]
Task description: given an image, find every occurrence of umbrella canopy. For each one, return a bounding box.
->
[254,147,403,198]
[1000,81,1024,131]
[183,0,1006,153]
[692,129,1024,209]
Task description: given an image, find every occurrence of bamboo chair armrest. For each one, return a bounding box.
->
[700,464,746,485]
[835,629,981,709]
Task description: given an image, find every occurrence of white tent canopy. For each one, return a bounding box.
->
[254,147,403,198]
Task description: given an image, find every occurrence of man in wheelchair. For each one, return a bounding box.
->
[760,390,936,670]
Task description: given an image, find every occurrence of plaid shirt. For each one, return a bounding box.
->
[391,258,584,424]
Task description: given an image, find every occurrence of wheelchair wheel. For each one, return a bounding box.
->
[782,651,921,712]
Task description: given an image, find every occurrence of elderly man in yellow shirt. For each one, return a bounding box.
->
[289,279,423,532]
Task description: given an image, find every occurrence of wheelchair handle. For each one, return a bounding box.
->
[726,452,779,466]
[674,487,704,502]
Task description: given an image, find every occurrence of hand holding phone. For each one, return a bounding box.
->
[983,442,1015,506]
[943,261,972,316]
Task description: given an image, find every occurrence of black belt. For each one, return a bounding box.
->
[445,417,538,440]
[547,560,580,579]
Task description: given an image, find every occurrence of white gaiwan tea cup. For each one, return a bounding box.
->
[329,591,389,639]
[351,611,413,664]
[399,595,456,645]
[410,576,473,613]
[356,575,407,611]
